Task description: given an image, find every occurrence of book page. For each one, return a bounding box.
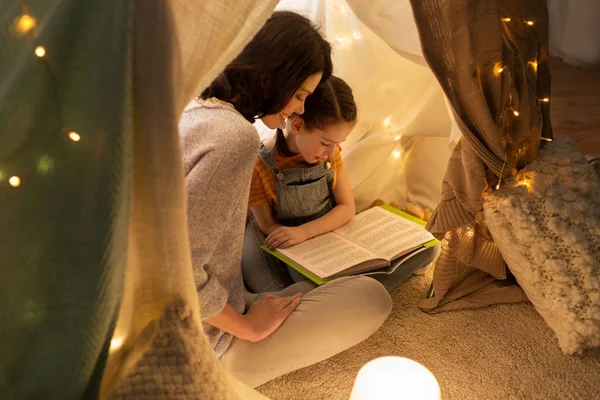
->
[276,232,382,278]
[335,207,435,261]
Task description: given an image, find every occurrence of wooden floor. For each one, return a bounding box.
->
[550,58,600,156]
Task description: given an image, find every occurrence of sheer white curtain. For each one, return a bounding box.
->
[548,0,600,67]
[256,0,455,211]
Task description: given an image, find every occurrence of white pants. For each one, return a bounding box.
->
[220,276,392,387]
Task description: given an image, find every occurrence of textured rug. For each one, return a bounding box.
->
[258,269,600,400]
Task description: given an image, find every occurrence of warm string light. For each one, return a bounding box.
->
[394,135,401,141]
[383,117,392,127]
[529,60,538,72]
[494,63,506,76]
[37,155,54,174]
[393,150,401,159]
[34,45,46,58]
[335,3,346,14]
[9,176,21,188]
[15,11,36,34]
[7,42,83,187]
[516,176,533,192]
[110,337,124,352]
[335,35,351,48]
[68,131,81,142]
[495,17,545,192]
[335,30,363,48]
[466,228,474,237]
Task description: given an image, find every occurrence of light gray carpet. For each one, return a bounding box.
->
[257,270,600,399]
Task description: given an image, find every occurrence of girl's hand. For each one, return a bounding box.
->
[265,226,310,249]
[243,293,302,342]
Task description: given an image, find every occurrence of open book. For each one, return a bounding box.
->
[262,205,438,284]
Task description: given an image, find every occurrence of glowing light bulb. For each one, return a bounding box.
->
[529,60,538,72]
[394,135,401,141]
[515,176,533,191]
[467,229,474,237]
[353,31,362,40]
[496,183,501,190]
[16,14,36,33]
[541,137,553,142]
[501,17,511,22]
[541,97,550,102]
[525,20,534,26]
[350,357,440,400]
[393,151,401,159]
[383,117,392,127]
[37,155,54,174]
[68,131,81,142]
[513,110,520,117]
[34,46,46,58]
[9,176,21,187]
[494,64,505,76]
[335,2,346,15]
[110,337,123,352]
[336,35,351,48]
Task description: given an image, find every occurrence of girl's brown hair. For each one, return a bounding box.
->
[276,75,357,156]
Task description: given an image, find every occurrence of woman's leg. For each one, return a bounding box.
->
[241,216,294,293]
[221,276,392,388]
[371,244,441,292]
[286,266,311,283]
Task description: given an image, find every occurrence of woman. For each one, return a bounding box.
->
[179,11,392,387]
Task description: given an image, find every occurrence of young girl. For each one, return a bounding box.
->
[243,75,357,292]
[243,75,441,293]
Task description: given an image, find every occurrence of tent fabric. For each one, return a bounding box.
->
[0,2,132,398]
[1,0,275,398]
[408,0,552,312]
[102,1,278,398]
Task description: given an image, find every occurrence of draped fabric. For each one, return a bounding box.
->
[408,0,553,312]
[1,2,132,398]
[103,1,278,397]
[1,0,275,398]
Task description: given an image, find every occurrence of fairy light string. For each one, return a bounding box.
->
[4,8,82,188]
[494,14,552,192]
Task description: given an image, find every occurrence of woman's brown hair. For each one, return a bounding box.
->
[201,11,333,123]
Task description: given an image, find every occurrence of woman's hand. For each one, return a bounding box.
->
[243,293,302,342]
[265,226,310,249]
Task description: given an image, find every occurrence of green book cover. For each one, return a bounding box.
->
[261,205,438,285]
[260,244,329,285]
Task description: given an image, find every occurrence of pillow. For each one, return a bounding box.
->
[483,140,600,355]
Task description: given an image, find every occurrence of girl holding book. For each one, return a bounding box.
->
[243,76,440,292]
[180,12,391,388]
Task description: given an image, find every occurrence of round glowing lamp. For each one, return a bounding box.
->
[349,357,440,400]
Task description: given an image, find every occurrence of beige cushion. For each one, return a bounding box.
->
[483,141,600,354]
